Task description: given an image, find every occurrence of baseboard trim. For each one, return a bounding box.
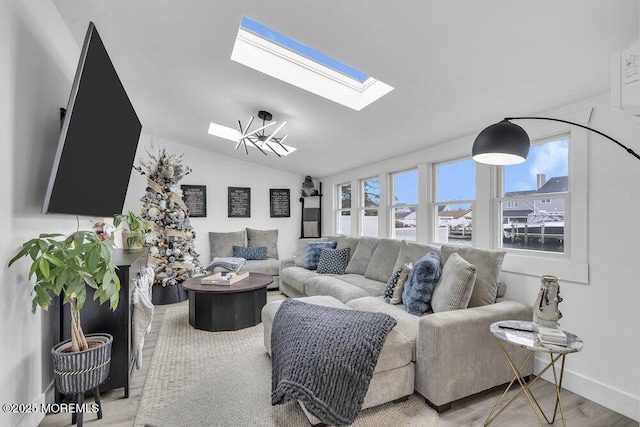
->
[15,382,53,427]
[534,357,639,422]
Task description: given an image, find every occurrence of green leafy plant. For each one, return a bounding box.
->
[113,211,149,248]
[8,231,120,352]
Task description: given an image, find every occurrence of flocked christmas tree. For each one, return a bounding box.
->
[134,146,204,287]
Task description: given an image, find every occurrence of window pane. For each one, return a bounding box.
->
[393,207,416,241]
[436,203,472,246]
[504,138,569,196]
[437,159,475,201]
[393,169,418,205]
[363,178,379,207]
[502,199,564,253]
[338,210,351,235]
[362,209,378,237]
[340,184,351,209]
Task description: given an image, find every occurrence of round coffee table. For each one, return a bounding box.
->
[182,272,273,332]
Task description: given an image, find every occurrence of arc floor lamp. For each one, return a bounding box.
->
[472,117,640,165]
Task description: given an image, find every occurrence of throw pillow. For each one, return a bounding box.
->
[390,263,413,304]
[365,239,403,283]
[232,245,267,260]
[402,252,441,316]
[295,238,327,267]
[246,228,279,259]
[209,230,246,258]
[316,247,350,274]
[383,266,403,303]
[303,241,337,270]
[440,244,505,307]
[431,253,477,313]
[345,237,379,275]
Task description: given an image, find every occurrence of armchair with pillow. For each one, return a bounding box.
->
[208,228,280,290]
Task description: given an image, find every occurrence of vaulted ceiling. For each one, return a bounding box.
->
[52,0,639,177]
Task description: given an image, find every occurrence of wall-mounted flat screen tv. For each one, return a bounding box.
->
[43,21,142,217]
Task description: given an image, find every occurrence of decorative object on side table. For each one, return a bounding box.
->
[8,231,120,426]
[114,210,149,249]
[134,145,205,304]
[533,274,566,346]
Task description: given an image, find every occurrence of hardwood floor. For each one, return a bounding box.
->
[40,291,638,426]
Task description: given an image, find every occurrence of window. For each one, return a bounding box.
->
[500,136,568,254]
[390,169,418,241]
[361,177,379,237]
[336,183,351,235]
[434,158,475,246]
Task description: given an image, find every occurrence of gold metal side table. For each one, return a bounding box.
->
[485,320,583,426]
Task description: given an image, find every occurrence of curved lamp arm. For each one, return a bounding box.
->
[506,116,640,161]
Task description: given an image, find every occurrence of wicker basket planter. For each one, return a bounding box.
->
[51,333,113,395]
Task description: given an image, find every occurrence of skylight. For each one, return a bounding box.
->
[231,17,393,111]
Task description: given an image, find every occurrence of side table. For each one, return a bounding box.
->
[485,320,583,426]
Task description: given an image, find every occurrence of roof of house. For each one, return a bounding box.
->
[439,210,471,219]
[537,176,568,193]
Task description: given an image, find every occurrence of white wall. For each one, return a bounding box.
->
[122,135,303,264]
[0,1,91,426]
[320,94,640,421]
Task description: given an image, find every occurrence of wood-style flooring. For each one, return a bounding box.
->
[40,291,638,426]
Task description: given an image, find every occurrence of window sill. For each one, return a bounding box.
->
[502,252,588,284]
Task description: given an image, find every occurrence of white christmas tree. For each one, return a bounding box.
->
[134,146,204,287]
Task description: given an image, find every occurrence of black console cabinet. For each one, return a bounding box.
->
[54,249,146,400]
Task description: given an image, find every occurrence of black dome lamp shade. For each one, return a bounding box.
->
[472,116,640,165]
[472,119,530,165]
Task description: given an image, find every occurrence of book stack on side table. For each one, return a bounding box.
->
[533,324,567,347]
[200,271,249,285]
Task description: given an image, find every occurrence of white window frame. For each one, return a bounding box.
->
[433,157,476,246]
[335,183,352,235]
[496,133,570,259]
[390,168,418,240]
[360,177,380,236]
[493,111,589,285]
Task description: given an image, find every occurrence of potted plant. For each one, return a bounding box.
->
[114,210,149,249]
[8,231,120,406]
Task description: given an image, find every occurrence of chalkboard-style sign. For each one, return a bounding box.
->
[181,185,207,217]
[228,187,251,218]
[270,189,290,218]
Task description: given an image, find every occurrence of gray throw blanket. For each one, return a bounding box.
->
[271,299,397,426]
[204,257,245,272]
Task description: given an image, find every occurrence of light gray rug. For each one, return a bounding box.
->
[135,305,439,426]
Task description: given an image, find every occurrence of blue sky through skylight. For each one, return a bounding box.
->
[240,16,369,83]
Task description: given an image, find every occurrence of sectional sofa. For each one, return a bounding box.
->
[278,236,534,411]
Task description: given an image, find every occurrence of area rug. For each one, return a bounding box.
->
[135,305,439,426]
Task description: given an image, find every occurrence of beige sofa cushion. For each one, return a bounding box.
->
[431,253,477,312]
[440,244,505,307]
[209,230,246,258]
[247,228,279,259]
[304,276,369,304]
[364,239,403,282]
[345,237,379,275]
[280,266,319,294]
[336,235,360,263]
[393,241,440,272]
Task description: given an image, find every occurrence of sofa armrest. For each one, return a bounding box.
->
[415,300,533,410]
[280,258,295,271]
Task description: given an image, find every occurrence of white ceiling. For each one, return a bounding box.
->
[52,0,639,178]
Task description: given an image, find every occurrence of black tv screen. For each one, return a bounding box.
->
[43,22,141,217]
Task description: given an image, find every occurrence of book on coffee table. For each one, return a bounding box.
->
[200,271,249,285]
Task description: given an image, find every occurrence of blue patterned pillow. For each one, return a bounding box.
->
[232,245,267,260]
[402,252,441,315]
[383,266,403,303]
[303,241,337,270]
[317,248,350,274]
